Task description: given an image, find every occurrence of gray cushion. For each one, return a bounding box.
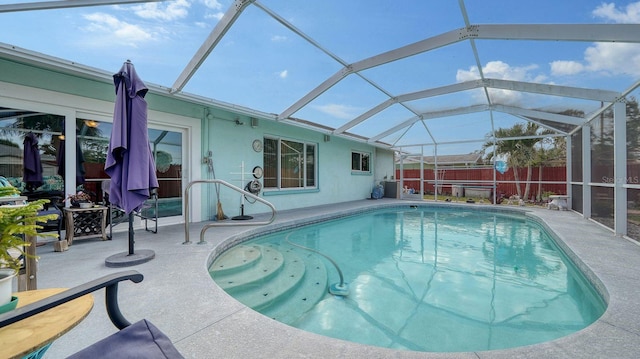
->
[67,319,183,359]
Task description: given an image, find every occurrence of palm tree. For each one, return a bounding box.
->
[483,122,551,200]
[532,136,566,201]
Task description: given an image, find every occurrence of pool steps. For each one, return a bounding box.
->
[231,245,307,309]
[261,247,328,323]
[208,245,262,276]
[210,244,329,323]
[210,245,287,292]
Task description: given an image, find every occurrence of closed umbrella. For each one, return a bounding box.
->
[104,60,158,267]
[23,132,43,192]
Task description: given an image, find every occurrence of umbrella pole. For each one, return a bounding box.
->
[105,211,155,267]
[232,161,253,220]
[128,212,135,255]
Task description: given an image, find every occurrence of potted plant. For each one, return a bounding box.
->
[65,191,92,208]
[542,191,555,202]
[0,185,58,312]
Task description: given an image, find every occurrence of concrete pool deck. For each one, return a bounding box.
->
[31,199,640,358]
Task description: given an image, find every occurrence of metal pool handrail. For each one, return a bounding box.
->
[183,179,277,244]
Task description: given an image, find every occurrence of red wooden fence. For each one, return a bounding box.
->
[396,166,567,199]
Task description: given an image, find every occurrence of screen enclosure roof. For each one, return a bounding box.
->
[1,0,640,155]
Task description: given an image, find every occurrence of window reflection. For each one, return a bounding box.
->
[263,137,317,189]
[0,109,64,196]
[0,107,183,219]
[78,119,183,218]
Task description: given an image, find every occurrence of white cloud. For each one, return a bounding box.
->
[456,61,543,104]
[82,13,153,47]
[550,60,585,76]
[589,2,640,76]
[271,35,287,42]
[550,43,640,78]
[456,61,540,82]
[130,0,190,21]
[549,2,640,77]
[586,42,640,76]
[205,12,224,21]
[202,0,224,20]
[315,104,361,120]
[278,70,288,79]
[202,0,223,10]
[593,2,640,23]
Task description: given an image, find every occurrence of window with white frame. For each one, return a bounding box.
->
[264,137,316,189]
[351,151,370,173]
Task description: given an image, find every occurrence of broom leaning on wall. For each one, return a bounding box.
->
[204,153,227,221]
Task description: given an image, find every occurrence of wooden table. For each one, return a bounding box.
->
[18,234,37,292]
[64,206,108,245]
[0,288,94,359]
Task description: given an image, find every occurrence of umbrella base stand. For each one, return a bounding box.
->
[231,204,253,220]
[105,249,155,267]
[105,214,154,267]
[232,215,253,220]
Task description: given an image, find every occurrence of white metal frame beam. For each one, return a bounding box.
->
[279,24,640,121]
[279,29,466,120]
[369,105,489,143]
[491,105,586,126]
[372,102,586,147]
[0,0,165,13]
[335,79,614,135]
[473,23,640,43]
[613,101,627,236]
[485,79,619,102]
[582,124,592,218]
[171,0,256,93]
[333,81,481,134]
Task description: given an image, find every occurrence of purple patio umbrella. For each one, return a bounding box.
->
[23,132,43,192]
[104,60,158,267]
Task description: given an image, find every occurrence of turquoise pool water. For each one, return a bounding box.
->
[210,206,606,352]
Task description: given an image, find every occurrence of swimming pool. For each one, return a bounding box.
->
[209,206,606,352]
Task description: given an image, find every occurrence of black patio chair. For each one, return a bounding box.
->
[0,270,183,359]
[23,191,64,238]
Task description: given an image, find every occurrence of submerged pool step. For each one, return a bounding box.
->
[211,243,330,316]
[209,244,263,276]
[259,246,329,324]
[232,244,310,309]
[210,244,286,292]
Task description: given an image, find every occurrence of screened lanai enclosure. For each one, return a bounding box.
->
[0,0,639,241]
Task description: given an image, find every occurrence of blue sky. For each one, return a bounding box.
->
[1,0,640,152]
